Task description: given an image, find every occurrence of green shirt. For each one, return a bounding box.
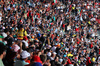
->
[0,41,6,45]
[0,58,4,66]
[14,60,29,66]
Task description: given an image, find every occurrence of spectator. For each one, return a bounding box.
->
[17,24,27,40]
[0,0,100,66]
[14,50,30,66]
[0,42,7,66]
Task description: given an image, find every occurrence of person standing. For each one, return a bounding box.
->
[0,42,7,66]
[17,25,27,40]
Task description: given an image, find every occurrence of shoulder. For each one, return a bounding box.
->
[15,60,23,66]
[31,62,42,66]
[22,28,24,31]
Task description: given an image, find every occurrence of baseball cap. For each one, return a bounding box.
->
[23,36,28,40]
[47,52,51,56]
[21,51,30,59]
[53,52,57,55]
[2,32,7,38]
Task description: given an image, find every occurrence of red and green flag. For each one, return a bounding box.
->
[54,0,57,3]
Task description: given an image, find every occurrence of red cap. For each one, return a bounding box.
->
[23,36,28,40]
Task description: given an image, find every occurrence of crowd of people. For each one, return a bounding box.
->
[0,0,100,66]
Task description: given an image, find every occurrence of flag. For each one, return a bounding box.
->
[54,0,57,3]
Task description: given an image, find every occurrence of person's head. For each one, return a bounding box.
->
[40,54,47,63]
[62,59,67,65]
[0,42,7,59]
[19,24,23,30]
[23,36,28,41]
[55,56,59,62]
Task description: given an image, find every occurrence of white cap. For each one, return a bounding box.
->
[21,51,30,59]
[2,32,7,38]
[47,52,51,57]
[59,59,63,63]
[13,44,20,52]
[53,52,57,55]
[36,30,40,33]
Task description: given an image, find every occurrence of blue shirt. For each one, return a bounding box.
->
[31,62,42,66]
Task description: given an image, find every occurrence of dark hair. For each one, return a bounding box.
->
[40,54,47,63]
[20,24,23,28]
[0,42,7,55]
[22,42,27,50]
[62,59,67,64]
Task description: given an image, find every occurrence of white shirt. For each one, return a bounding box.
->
[22,40,29,47]
[67,25,71,30]
[51,46,57,52]
[50,57,54,60]
[0,12,2,21]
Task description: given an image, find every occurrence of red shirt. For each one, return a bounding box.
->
[33,55,42,64]
[86,57,91,65]
[75,28,79,32]
[25,60,30,66]
[27,11,30,17]
[52,3,55,5]
[67,59,72,64]
[99,49,100,54]
[62,24,65,28]
[98,19,100,24]
[90,44,93,48]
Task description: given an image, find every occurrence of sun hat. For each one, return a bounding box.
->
[13,44,20,52]
[21,51,30,59]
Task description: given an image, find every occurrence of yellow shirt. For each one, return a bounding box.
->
[67,53,73,57]
[72,7,75,10]
[92,57,95,62]
[17,29,27,40]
